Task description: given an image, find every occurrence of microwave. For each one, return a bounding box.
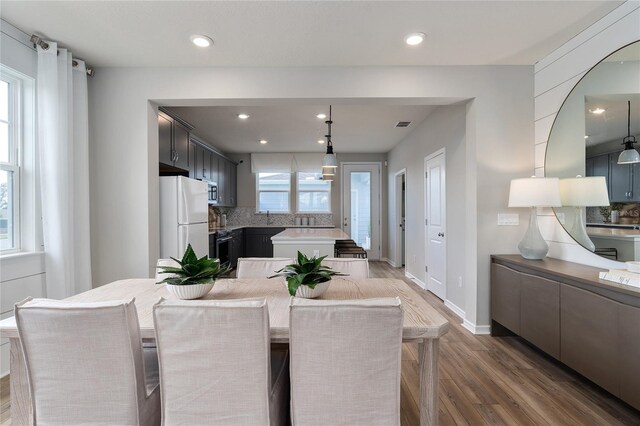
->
[207,182,218,203]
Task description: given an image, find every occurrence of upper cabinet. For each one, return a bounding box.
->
[188,137,237,208]
[158,111,193,171]
[586,151,640,203]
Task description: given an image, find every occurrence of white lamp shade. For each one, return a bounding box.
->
[322,153,338,168]
[618,148,640,164]
[559,176,609,206]
[508,177,561,207]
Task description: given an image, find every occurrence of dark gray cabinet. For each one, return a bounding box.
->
[158,111,191,170]
[491,255,640,410]
[561,285,618,395]
[244,228,285,258]
[187,138,237,207]
[229,229,243,268]
[609,153,633,201]
[520,273,560,359]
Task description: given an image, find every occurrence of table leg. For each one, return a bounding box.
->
[418,338,439,426]
[10,338,32,425]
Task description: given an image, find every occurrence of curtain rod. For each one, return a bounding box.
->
[30,34,94,77]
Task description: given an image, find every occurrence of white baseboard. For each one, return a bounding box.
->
[384,258,397,268]
[444,299,465,320]
[404,270,426,289]
[462,319,491,335]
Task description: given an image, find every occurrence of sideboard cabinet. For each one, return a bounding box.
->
[491,255,640,410]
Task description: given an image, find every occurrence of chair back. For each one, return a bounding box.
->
[289,297,403,426]
[236,257,294,278]
[322,258,369,278]
[153,298,273,425]
[15,298,150,425]
[155,258,180,282]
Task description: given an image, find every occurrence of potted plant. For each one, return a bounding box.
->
[156,244,231,300]
[269,251,346,298]
[611,203,624,224]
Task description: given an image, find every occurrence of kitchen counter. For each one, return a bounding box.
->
[587,227,640,240]
[270,228,350,258]
[208,225,334,235]
[271,228,349,241]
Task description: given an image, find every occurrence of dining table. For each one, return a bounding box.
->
[0,276,450,426]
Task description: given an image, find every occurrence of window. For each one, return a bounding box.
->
[256,172,291,213]
[297,172,331,213]
[0,70,21,252]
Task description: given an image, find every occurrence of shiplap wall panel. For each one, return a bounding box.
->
[534,74,584,120]
[0,274,45,314]
[535,115,555,144]
[535,2,640,73]
[534,1,640,269]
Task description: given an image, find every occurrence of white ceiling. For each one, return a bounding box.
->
[0,1,623,67]
[166,104,438,154]
[585,95,640,147]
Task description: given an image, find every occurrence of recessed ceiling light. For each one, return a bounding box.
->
[237,113,250,120]
[589,108,606,115]
[317,139,325,144]
[259,139,268,145]
[405,32,426,46]
[190,35,213,48]
[317,113,327,119]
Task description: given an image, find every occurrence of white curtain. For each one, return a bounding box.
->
[37,43,92,299]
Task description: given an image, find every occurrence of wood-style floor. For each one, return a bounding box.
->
[1,261,639,425]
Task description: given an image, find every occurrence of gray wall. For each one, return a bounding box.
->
[387,105,467,310]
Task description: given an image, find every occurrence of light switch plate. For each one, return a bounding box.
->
[497,213,519,226]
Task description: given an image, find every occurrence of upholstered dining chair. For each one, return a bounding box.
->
[289,297,404,426]
[155,258,180,282]
[236,257,295,278]
[153,297,289,425]
[321,258,369,278]
[14,297,160,426]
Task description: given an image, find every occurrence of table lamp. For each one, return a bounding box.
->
[559,175,610,252]
[508,177,561,260]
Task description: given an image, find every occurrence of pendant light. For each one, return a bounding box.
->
[617,100,639,164]
[322,105,338,170]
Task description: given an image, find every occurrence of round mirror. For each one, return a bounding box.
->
[545,40,640,261]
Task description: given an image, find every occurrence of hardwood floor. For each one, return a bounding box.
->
[1,261,639,425]
[366,262,640,426]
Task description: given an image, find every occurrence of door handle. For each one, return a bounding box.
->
[438,232,444,237]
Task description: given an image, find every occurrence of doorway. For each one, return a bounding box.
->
[425,150,446,300]
[394,169,407,268]
[341,163,382,260]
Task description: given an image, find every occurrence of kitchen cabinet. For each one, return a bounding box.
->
[609,153,633,201]
[229,229,243,268]
[193,145,211,181]
[158,111,192,170]
[187,138,237,207]
[244,227,285,257]
[491,255,640,410]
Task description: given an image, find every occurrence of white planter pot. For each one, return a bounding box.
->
[295,281,330,298]
[166,282,214,300]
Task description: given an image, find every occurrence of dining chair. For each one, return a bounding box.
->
[155,258,180,282]
[14,297,160,426]
[153,297,289,425]
[236,257,295,278]
[289,297,404,426]
[321,257,369,278]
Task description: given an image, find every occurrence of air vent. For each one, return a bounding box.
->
[395,121,412,128]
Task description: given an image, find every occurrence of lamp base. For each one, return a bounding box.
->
[569,206,596,252]
[518,207,549,260]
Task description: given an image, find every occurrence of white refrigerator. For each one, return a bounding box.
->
[159,176,209,260]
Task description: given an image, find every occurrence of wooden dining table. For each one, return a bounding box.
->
[0,277,449,426]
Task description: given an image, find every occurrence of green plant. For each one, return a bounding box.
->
[610,203,625,211]
[156,244,231,285]
[269,251,347,296]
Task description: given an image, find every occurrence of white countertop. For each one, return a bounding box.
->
[209,225,334,235]
[587,227,640,241]
[271,228,350,242]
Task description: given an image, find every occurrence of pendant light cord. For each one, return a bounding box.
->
[628,100,631,138]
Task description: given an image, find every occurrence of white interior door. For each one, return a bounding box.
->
[425,152,446,300]
[342,163,381,260]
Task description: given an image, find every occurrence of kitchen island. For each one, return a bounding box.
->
[587,226,640,261]
[271,228,350,258]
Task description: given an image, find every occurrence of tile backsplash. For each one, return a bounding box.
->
[213,207,333,227]
[588,203,640,224]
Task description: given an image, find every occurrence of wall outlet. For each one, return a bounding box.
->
[458,276,463,288]
[313,250,320,257]
[497,213,519,226]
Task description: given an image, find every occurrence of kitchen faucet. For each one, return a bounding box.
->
[267,210,270,225]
